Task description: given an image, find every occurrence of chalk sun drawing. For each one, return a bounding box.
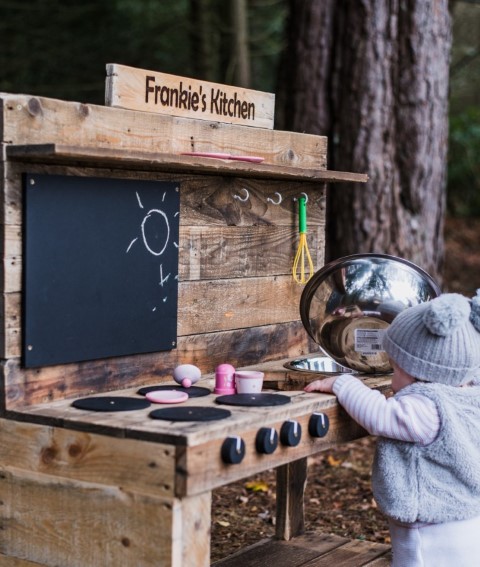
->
[126,191,174,311]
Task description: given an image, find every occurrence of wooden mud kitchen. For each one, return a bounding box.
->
[0,66,392,566]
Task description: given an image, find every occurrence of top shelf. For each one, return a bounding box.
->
[6,143,368,184]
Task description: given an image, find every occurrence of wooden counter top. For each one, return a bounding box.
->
[6,358,392,448]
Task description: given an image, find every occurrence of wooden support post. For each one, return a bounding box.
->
[275,457,307,541]
[171,491,212,567]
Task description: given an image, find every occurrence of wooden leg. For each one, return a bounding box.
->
[275,457,307,541]
[171,491,212,567]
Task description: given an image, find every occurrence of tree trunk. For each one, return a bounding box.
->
[278,0,452,284]
[231,0,251,87]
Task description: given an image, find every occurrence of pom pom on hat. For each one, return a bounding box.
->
[423,293,470,336]
[383,292,480,385]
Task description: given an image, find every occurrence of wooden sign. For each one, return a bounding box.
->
[105,63,275,129]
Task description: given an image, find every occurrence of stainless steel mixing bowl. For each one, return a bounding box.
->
[300,254,441,373]
[284,354,356,374]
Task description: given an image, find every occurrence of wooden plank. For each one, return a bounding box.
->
[2,166,325,293]
[276,458,308,540]
[2,276,311,358]
[1,322,315,409]
[212,533,390,567]
[2,160,327,231]
[178,276,305,335]
[0,418,175,497]
[106,64,275,130]
[180,225,324,280]
[211,533,349,567]
[0,468,177,567]
[171,492,212,567]
[0,553,47,566]
[303,539,391,567]
[364,553,393,566]
[1,95,328,170]
[5,144,368,184]
[174,401,369,495]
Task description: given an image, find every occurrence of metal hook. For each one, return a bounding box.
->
[233,188,250,202]
[267,192,283,205]
[294,192,308,204]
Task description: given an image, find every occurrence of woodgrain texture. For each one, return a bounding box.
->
[0,107,328,408]
[1,95,326,170]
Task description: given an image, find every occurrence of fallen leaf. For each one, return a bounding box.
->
[245,480,270,493]
[216,520,230,527]
[327,454,343,467]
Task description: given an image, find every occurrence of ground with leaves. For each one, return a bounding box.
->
[211,217,480,563]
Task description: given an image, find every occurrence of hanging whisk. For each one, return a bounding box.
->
[292,196,314,284]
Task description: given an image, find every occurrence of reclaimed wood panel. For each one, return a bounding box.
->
[6,143,368,183]
[106,63,275,129]
[0,553,46,566]
[0,95,331,411]
[2,160,326,228]
[2,322,316,409]
[178,276,305,335]
[0,469,176,567]
[2,272,313,358]
[180,225,324,280]
[0,95,327,170]
[175,403,368,495]
[276,458,308,540]
[303,539,391,566]
[0,418,175,497]
[212,533,349,566]
[212,532,391,567]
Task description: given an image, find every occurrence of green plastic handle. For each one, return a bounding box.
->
[298,197,307,233]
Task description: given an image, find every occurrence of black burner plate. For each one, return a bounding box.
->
[149,406,231,422]
[215,393,291,407]
[71,396,151,412]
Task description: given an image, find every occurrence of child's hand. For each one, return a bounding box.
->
[304,376,338,394]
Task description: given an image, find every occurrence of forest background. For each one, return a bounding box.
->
[1,0,480,561]
[1,0,479,275]
[2,0,479,285]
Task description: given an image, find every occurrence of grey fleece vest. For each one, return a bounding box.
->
[372,382,480,523]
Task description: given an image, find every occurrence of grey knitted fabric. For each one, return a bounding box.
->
[383,292,480,385]
[372,381,480,523]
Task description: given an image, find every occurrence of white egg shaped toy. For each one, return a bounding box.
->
[173,364,202,388]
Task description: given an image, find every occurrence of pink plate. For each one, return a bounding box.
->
[146,390,189,404]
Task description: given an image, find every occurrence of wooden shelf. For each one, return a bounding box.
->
[6,143,368,183]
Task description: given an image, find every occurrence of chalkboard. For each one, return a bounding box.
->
[23,174,180,368]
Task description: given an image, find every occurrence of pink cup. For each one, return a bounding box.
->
[214,363,236,395]
[235,371,264,394]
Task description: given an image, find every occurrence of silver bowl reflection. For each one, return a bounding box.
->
[284,355,356,375]
[300,254,441,373]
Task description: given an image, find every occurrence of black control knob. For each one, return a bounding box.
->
[255,427,278,454]
[221,436,246,464]
[308,412,330,438]
[280,420,302,447]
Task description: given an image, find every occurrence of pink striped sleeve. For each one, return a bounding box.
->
[332,375,440,445]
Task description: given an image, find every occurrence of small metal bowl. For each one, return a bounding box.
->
[284,355,356,375]
[299,254,441,373]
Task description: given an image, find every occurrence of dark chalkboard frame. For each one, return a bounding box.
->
[23,174,180,368]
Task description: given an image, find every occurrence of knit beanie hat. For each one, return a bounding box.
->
[382,291,480,385]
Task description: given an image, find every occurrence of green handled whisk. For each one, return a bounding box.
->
[292,196,314,284]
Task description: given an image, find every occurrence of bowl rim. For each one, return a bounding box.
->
[300,253,442,343]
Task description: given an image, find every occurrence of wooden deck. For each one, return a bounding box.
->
[212,531,391,567]
[212,532,392,567]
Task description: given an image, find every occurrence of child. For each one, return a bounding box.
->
[304,292,480,567]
